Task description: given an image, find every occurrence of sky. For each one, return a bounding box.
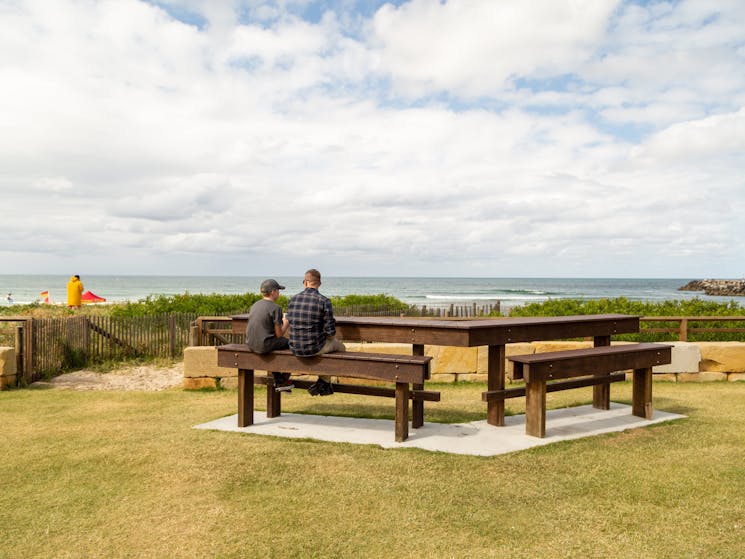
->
[1,0,744,278]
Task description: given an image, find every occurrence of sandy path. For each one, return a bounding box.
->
[30,362,184,391]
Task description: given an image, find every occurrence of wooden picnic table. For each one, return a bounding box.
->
[231,313,640,427]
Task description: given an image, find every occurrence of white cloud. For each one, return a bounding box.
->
[631,108,745,163]
[0,0,744,277]
[370,0,620,98]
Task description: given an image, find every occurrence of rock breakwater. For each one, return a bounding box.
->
[679,279,745,296]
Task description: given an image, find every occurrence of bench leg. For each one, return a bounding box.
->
[395,382,410,442]
[632,367,653,419]
[412,344,425,428]
[593,335,611,410]
[266,371,281,418]
[592,376,611,410]
[525,379,546,438]
[238,369,254,427]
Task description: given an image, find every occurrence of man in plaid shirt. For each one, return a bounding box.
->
[287,269,346,396]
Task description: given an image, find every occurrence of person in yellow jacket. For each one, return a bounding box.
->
[67,275,84,308]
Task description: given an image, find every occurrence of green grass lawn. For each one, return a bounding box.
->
[1,382,744,558]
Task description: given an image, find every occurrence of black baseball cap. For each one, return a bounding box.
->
[260,279,285,294]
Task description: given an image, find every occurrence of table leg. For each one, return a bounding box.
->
[593,335,611,410]
[487,344,506,426]
[412,343,425,428]
[238,369,254,427]
[266,371,281,418]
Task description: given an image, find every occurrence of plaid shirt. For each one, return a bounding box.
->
[286,287,336,356]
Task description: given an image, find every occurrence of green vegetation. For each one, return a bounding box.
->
[506,296,745,317]
[2,382,744,558]
[109,292,271,317]
[330,293,415,315]
[108,292,413,317]
[0,301,112,318]
[330,293,410,308]
[503,297,745,342]
[1,293,413,319]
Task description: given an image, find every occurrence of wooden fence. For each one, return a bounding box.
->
[335,302,501,318]
[639,316,745,342]
[4,313,198,382]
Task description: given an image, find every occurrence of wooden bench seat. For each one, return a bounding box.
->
[484,343,672,437]
[217,344,437,442]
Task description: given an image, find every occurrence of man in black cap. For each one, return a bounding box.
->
[245,279,293,391]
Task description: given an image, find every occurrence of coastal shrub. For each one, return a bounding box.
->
[330,294,415,315]
[505,297,745,342]
[109,293,274,317]
[506,297,745,317]
[108,292,413,317]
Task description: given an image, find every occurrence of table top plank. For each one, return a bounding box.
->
[335,315,639,346]
[230,314,640,346]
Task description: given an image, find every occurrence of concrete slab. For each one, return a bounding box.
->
[653,342,701,374]
[194,403,685,456]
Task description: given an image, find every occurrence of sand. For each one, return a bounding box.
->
[30,362,184,391]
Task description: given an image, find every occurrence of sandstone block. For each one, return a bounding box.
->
[457,373,488,383]
[0,374,17,389]
[183,377,217,389]
[653,342,701,374]
[678,372,727,383]
[220,377,239,389]
[532,341,593,353]
[337,376,390,386]
[728,373,745,382]
[426,345,477,374]
[184,346,238,378]
[501,343,535,380]
[698,342,745,373]
[0,347,17,376]
[344,342,412,355]
[627,371,675,381]
[430,373,457,383]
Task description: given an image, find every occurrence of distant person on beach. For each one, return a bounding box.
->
[245,279,293,391]
[5,293,11,305]
[286,268,345,396]
[67,275,84,308]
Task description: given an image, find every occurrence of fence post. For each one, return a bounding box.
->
[14,325,23,387]
[83,318,90,356]
[679,318,688,341]
[25,318,34,383]
[189,323,199,347]
[168,316,176,358]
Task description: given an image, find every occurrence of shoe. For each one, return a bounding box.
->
[307,381,321,396]
[275,381,294,392]
[272,373,294,392]
[316,379,334,396]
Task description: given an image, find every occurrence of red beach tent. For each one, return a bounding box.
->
[81,291,107,304]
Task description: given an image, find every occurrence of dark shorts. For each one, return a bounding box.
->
[263,336,289,352]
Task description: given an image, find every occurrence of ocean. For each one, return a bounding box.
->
[0,275,738,310]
